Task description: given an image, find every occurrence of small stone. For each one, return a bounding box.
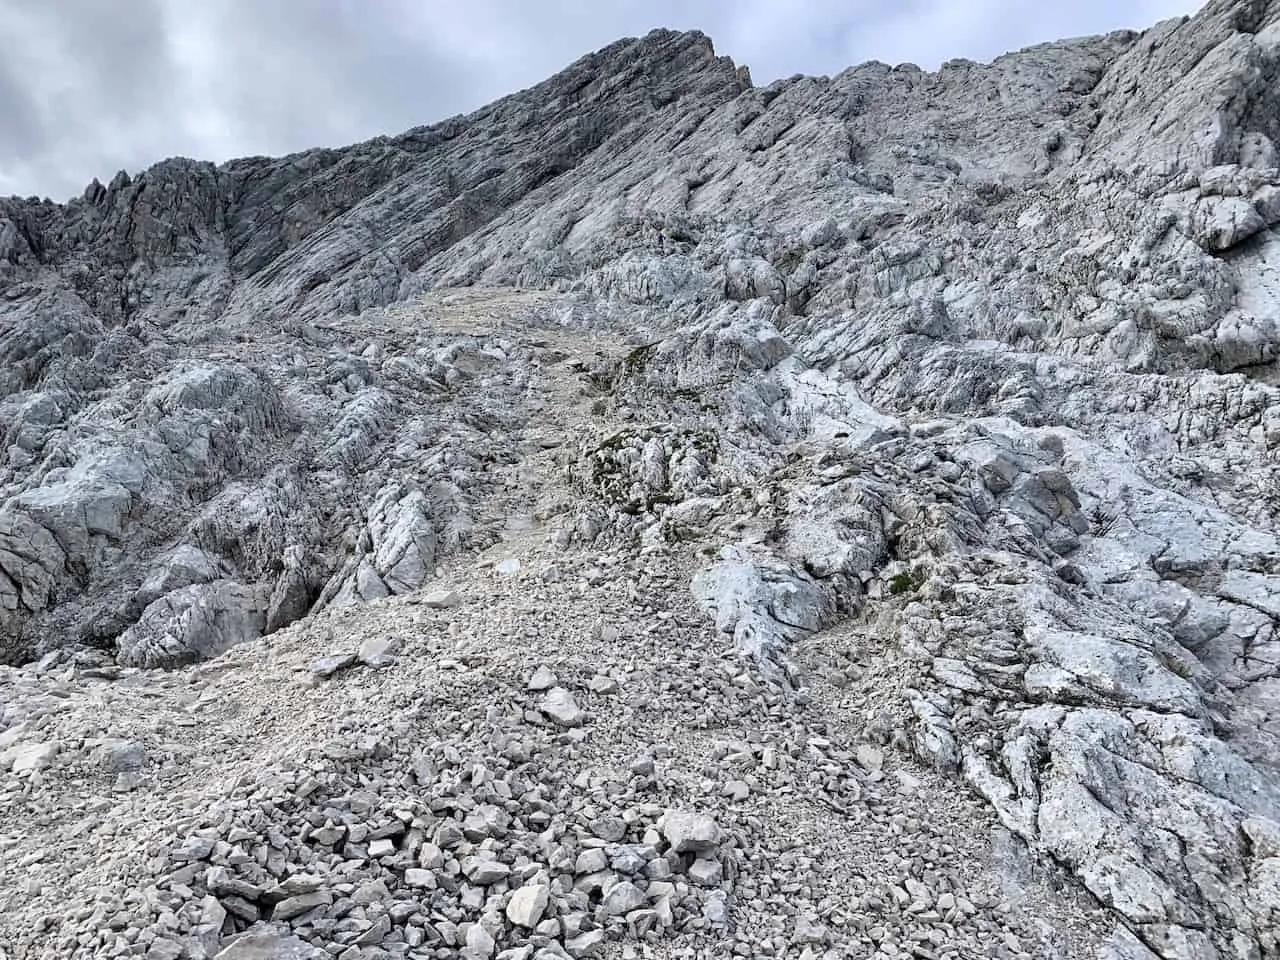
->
[588,674,619,694]
[527,665,558,691]
[358,635,398,669]
[404,868,435,888]
[465,922,496,959]
[357,914,392,946]
[590,817,626,842]
[174,836,215,861]
[856,745,884,770]
[5,741,58,774]
[904,877,932,907]
[368,838,395,858]
[100,739,146,773]
[795,917,829,944]
[702,893,729,925]
[602,881,646,916]
[495,558,521,576]
[421,589,462,608]
[435,821,466,848]
[661,810,720,853]
[148,937,184,960]
[575,849,608,875]
[540,687,584,727]
[309,653,356,678]
[311,824,346,846]
[205,867,264,901]
[644,858,672,880]
[688,856,722,886]
[200,895,227,929]
[626,908,661,937]
[462,856,511,885]
[213,932,324,959]
[354,879,390,904]
[221,896,260,922]
[272,889,332,920]
[464,804,511,840]
[418,842,445,868]
[264,875,325,902]
[506,883,551,928]
[723,779,750,801]
[610,847,647,875]
[565,929,607,958]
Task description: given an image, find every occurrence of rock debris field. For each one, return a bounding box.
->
[2,1,1280,958]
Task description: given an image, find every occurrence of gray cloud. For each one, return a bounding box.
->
[0,0,1203,200]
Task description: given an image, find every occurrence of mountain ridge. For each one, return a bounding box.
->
[2,3,1280,959]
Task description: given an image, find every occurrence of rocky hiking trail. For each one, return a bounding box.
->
[403,289,630,563]
[1,290,1109,960]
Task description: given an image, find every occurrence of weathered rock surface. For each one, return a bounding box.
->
[1,3,1280,959]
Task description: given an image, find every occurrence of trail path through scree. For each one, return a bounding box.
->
[2,290,1112,960]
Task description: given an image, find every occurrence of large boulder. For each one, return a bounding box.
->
[116,581,271,669]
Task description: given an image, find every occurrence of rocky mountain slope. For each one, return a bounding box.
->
[1,1,1279,958]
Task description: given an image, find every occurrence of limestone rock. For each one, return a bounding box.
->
[539,687,584,727]
[116,581,270,669]
[506,883,551,928]
[527,665,558,691]
[309,653,356,678]
[214,930,327,959]
[661,811,721,853]
[421,588,462,609]
[357,635,398,669]
[2,740,58,774]
[602,881,646,916]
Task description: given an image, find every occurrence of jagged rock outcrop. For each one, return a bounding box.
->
[2,3,1280,958]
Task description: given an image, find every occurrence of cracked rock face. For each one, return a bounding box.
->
[2,4,1280,959]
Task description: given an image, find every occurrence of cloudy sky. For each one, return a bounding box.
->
[1,0,1203,201]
